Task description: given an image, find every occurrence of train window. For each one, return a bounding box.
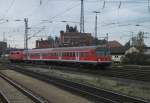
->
[67,52,69,56]
[68,52,70,56]
[51,53,54,56]
[105,51,110,55]
[31,53,40,56]
[64,52,66,56]
[70,52,72,56]
[55,53,58,56]
[48,53,51,56]
[16,52,19,54]
[55,53,57,56]
[62,52,65,56]
[42,53,49,56]
[58,52,61,56]
[50,53,52,56]
[96,51,105,56]
[69,52,71,56]
[73,52,75,57]
[85,52,88,57]
[66,52,68,56]
[95,47,110,56]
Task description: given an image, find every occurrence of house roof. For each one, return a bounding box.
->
[108,40,123,48]
[110,47,127,55]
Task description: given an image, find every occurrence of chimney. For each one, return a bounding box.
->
[60,30,64,43]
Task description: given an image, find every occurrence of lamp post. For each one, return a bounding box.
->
[93,11,100,45]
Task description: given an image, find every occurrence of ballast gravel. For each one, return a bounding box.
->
[0,70,93,103]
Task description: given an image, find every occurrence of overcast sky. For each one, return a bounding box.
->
[0,0,150,48]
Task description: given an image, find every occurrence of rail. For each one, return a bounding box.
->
[0,73,44,103]
[0,91,10,103]
[8,64,150,103]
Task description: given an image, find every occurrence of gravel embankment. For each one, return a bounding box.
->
[23,66,150,101]
[0,70,93,103]
[0,76,35,103]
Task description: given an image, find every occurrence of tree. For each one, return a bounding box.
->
[124,41,130,48]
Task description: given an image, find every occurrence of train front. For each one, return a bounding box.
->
[95,46,112,67]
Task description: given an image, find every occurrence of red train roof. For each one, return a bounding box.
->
[26,45,107,53]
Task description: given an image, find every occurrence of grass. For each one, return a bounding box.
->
[46,69,150,101]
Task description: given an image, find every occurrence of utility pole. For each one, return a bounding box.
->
[2,32,6,58]
[93,11,100,45]
[3,32,6,42]
[80,0,84,33]
[24,18,29,60]
[106,33,109,49]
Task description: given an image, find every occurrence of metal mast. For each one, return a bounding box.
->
[24,18,29,59]
[93,11,100,45]
[80,0,84,33]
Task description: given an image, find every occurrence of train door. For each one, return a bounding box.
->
[58,52,62,60]
[40,52,42,60]
[76,52,79,61]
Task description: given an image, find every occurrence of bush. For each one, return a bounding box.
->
[122,52,150,65]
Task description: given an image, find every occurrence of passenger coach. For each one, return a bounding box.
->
[9,45,112,68]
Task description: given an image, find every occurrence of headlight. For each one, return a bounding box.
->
[98,59,101,61]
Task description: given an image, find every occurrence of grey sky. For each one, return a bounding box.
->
[0,0,150,48]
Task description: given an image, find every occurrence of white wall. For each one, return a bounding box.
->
[112,55,124,63]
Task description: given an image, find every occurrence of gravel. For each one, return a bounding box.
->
[0,76,35,103]
[0,70,93,103]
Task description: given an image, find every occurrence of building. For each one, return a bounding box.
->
[0,41,7,56]
[144,47,150,55]
[125,47,139,54]
[60,31,94,47]
[110,47,127,63]
[108,40,123,48]
[36,38,53,48]
[108,41,126,63]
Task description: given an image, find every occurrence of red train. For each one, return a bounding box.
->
[9,45,112,68]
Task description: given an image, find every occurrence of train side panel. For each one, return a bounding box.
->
[9,51,24,62]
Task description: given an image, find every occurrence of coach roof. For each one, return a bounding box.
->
[26,45,107,52]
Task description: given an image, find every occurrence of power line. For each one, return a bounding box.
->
[2,0,15,19]
[80,0,84,33]
[49,2,80,21]
[30,2,80,28]
[26,0,51,18]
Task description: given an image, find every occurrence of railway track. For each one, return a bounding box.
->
[1,61,150,82]
[0,72,45,103]
[5,63,150,103]
[17,63,150,82]
[0,91,10,103]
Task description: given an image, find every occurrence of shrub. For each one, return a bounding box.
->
[122,52,150,65]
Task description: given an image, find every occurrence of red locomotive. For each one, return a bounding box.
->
[9,51,24,62]
[9,45,112,68]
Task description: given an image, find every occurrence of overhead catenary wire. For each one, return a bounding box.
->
[1,0,150,48]
[40,0,42,5]
[102,0,106,9]
[2,0,15,19]
[148,0,150,12]
[30,2,80,28]
[118,1,122,9]
[48,2,80,21]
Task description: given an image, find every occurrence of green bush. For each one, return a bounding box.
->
[122,52,150,65]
